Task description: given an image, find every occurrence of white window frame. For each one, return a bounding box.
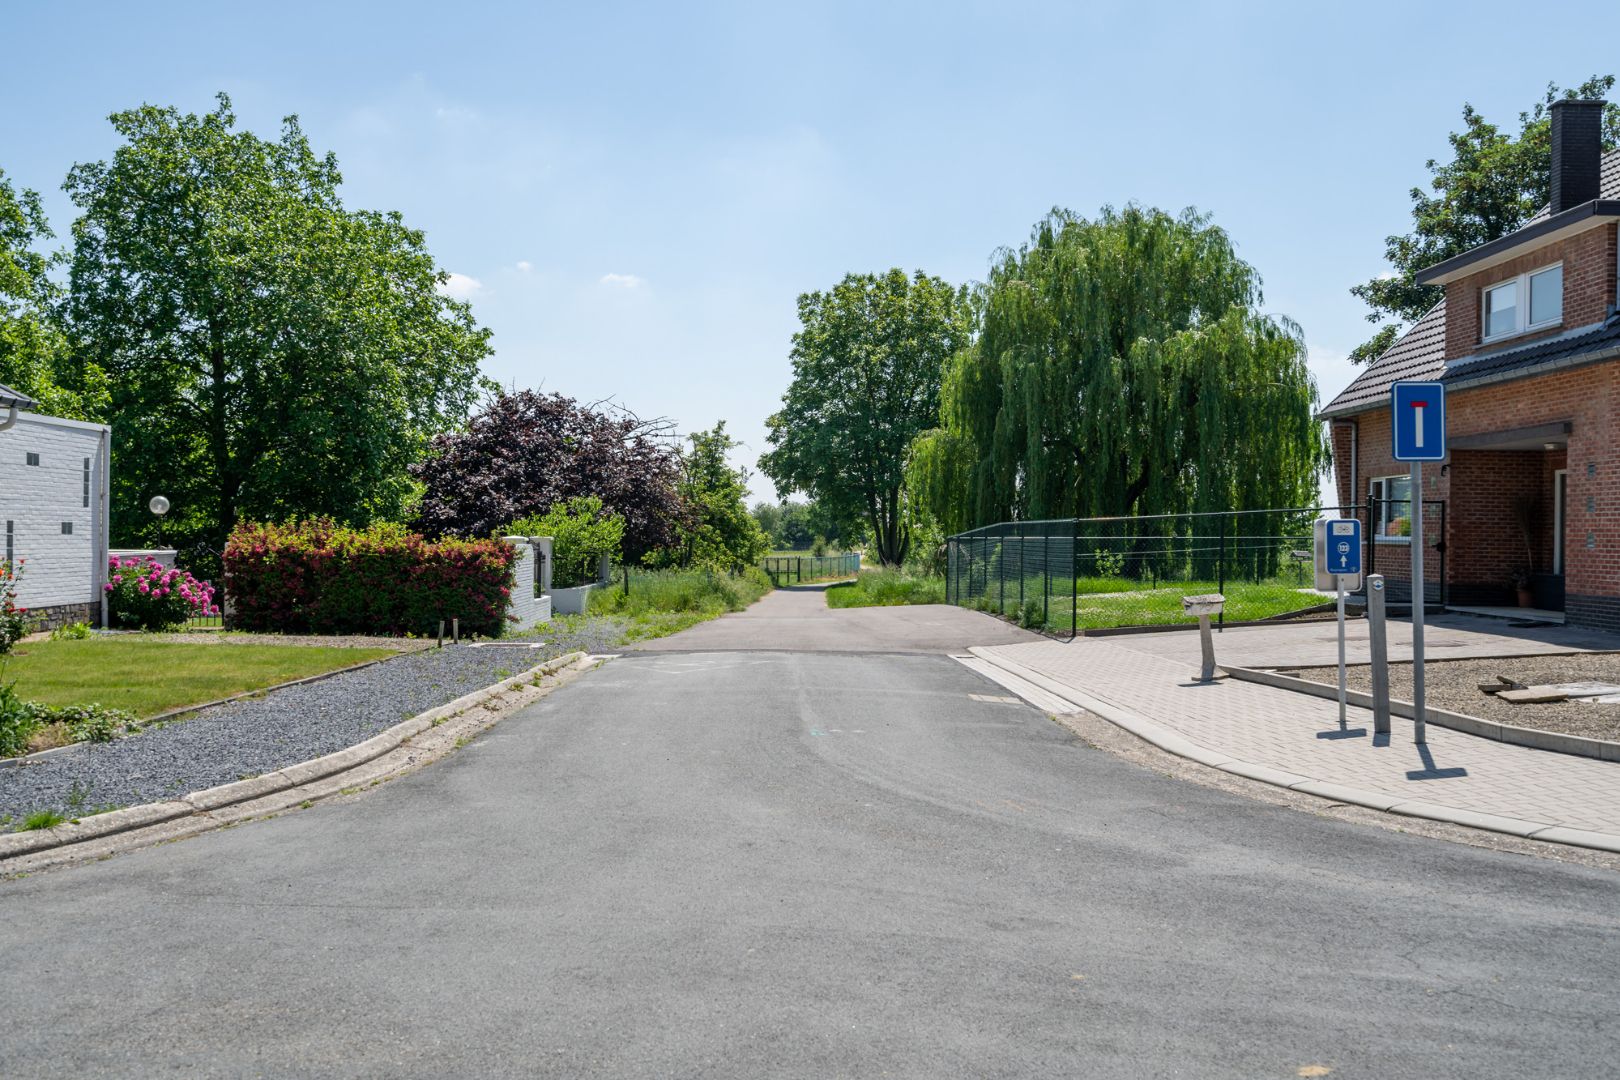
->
[1369,474,1412,544]
[1481,261,1564,344]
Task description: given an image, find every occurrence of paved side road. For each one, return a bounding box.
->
[1,650,1616,1078]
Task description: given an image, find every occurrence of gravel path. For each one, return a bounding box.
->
[0,616,626,828]
[1294,652,1620,743]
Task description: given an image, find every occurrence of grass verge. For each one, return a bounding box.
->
[825,570,946,608]
[2,638,398,721]
[588,567,772,641]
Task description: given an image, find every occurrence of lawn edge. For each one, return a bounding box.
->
[0,642,427,770]
[0,651,597,873]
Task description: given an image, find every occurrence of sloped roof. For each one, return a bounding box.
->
[0,383,40,411]
[1445,312,1620,388]
[1320,148,1620,419]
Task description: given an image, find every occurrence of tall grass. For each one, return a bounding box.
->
[824,570,945,608]
[588,567,773,640]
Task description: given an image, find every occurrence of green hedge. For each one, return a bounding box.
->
[224,520,517,637]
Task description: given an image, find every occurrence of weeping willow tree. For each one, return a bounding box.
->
[909,206,1325,548]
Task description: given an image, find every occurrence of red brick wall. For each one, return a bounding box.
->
[1333,361,1620,625]
[1443,223,1618,360]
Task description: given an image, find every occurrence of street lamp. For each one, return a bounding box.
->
[149,495,170,548]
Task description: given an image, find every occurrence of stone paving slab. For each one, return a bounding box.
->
[1101,611,1620,670]
[974,636,1620,845]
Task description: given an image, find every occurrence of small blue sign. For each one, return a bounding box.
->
[1327,518,1361,576]
[1392,381,1446,462]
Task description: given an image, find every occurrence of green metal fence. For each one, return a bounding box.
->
[944,504,1445,638]
[761,553,860,585]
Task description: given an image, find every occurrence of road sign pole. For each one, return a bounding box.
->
[1410,461,1426,744]
[1336,577,1347,726]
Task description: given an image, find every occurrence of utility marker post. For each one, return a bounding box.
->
[1391,381,1446,745]
[1366,574,1391,735]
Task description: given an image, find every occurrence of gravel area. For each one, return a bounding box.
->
[0,615,627,828]
[1292,652,1620,743]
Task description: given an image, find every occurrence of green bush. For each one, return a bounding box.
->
[50,622,94,641]
[0,687,139,757]
[509,496,625,589]
[0,683,36,757]
[106,556,217,631]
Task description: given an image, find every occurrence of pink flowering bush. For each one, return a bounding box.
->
[106,556,218,631]
[0,559,34,654]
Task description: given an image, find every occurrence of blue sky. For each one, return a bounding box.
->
[4,1,1618,505]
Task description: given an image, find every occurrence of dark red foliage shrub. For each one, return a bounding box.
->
[410,390,688,560]
[224,519,517,637]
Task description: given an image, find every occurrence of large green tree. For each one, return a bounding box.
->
[64,94,491,551]
[1350,76,1620,363]
[0,168,107,420]
[909,206,1323,534]
[658,422,770,571]
[761,270,971,566]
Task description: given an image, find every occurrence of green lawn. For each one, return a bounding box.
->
[1035,580,1322,631]
[1,639,399,718]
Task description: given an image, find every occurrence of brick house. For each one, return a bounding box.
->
[1320,99,1620,629]
[0,382,112,629]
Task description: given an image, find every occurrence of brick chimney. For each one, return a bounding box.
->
[1549,99,1605,214]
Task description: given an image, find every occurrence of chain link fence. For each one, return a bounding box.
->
[945,502,1445,637]
[761,554,860,585]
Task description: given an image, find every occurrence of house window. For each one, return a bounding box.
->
[82,457,91,508]
[1370,474,1412,541]
[61,522,73,535]
[25,452,39,467]
[1482,263,1563,342]
[4,521,12,566]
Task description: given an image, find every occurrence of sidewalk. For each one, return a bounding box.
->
[971,634,1620,852]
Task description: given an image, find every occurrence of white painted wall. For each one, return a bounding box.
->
[502,536,551,631]
[0,412,110,610]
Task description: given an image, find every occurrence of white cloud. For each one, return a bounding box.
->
[438,272,484,299]
[600,273,645,289]
[515,260,532,273]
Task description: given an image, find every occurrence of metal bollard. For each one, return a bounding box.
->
[1366,575,1391,735]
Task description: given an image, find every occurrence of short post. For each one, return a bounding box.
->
[452,617,460,644]
[1367,574,1391,735]
[1182,593,1226,682]
[438,619,445,649]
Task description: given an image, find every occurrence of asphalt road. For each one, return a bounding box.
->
[1,643,1618,1076]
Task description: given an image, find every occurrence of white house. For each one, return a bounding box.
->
[0,383,111,629]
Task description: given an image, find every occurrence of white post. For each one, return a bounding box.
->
[1410,461,1426,744]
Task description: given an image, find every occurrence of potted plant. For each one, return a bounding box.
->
[1509,568,1534,608]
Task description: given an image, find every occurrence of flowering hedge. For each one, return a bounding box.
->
[106,556,218,630]
[224,519,518,637]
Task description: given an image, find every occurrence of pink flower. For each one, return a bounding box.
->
[137,581,150,594]
[104,583,115,592]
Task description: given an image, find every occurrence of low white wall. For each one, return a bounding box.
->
[110,548,177,568]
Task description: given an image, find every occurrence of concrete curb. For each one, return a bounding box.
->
[0,651,596,871]
[966,646,1620,855]
[0,644,426,771]
[1222,665,1620,763]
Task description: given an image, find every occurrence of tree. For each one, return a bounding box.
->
[1350,76,1620,362]
[909,206,1323,533]
[412,389,686,560]
[64,94,490,550]
[760,270,971,566]
[0,168,107,420]
[657,423,770,570]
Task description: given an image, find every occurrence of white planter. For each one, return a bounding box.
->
[549,583,596,615]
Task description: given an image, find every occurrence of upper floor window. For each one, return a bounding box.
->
[24,452,39,467]
[1483,263,1563,342]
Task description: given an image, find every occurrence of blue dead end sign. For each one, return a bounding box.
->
[1392,380,1446,461]
[1327,518,1361,576]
